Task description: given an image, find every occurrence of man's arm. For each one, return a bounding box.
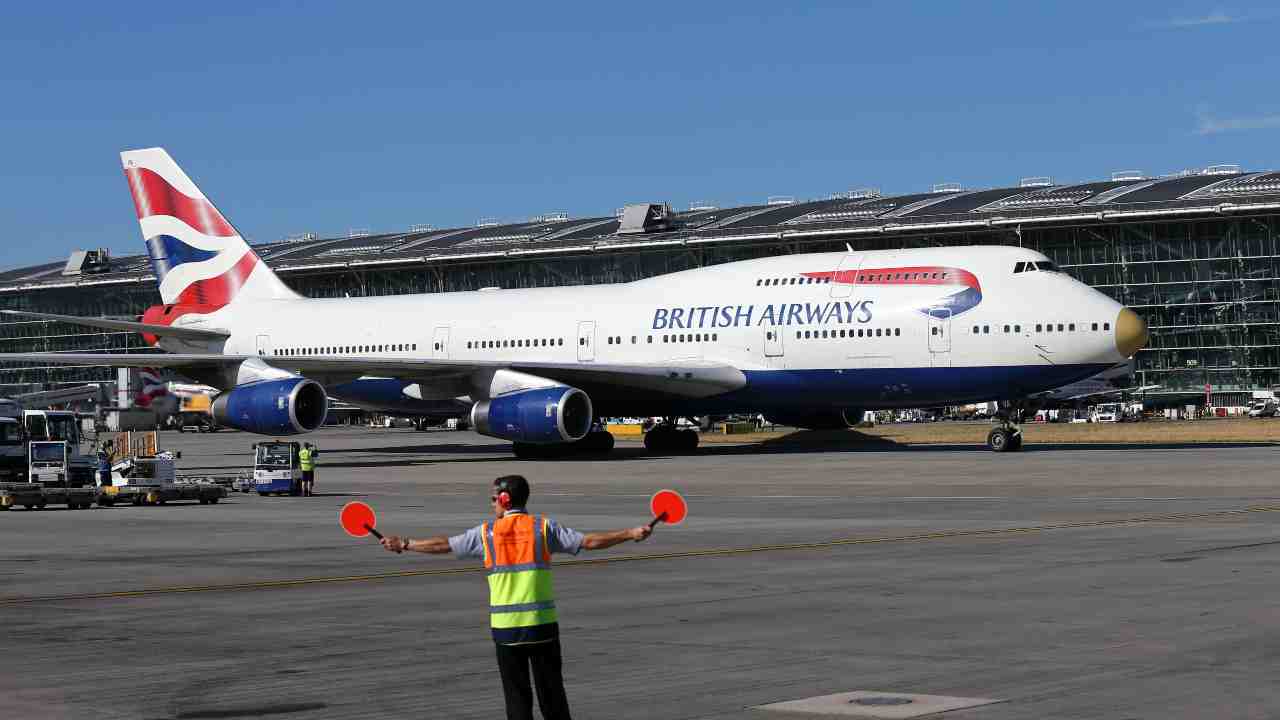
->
[580,526,651,551]
[381,535,452,554]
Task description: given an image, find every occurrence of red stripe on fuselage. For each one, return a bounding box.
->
[124,167,237,238]
[803,266,980,292]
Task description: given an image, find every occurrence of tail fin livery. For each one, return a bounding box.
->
[121,148,298,307]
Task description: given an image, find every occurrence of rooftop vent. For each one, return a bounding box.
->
[62,248,111,276]
[931,183,963,194]
[617,203,674,235]
[766,196,796,206]
[1112,170,1147,182]
[1020,176,1053,188]
[476,218,502,228]
[347,228,371,238]
[1203,164,1243,176]
[688,201,718,211]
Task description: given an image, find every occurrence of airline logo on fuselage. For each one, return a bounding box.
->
[652,301,873,330]
[650,265,982,330]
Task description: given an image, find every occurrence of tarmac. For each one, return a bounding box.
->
[3,424,1280,719]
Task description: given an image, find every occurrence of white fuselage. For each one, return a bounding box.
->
[164,246,1131,415]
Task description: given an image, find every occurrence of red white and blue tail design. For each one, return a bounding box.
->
[122,148,298,307]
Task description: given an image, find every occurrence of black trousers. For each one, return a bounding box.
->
[494,638,572,720]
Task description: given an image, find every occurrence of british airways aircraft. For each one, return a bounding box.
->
[0,148,1148,455]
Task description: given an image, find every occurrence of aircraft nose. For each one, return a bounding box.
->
[1114,308,1148,357]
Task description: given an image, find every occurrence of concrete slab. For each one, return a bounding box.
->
[4,425,1280,719]
[756,690,1003,718]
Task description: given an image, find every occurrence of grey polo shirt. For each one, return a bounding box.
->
[448,509,585,560]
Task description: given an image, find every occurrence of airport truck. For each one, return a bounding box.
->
[252,441,302,496]
[97,454,226,506]
[23,409,95,486]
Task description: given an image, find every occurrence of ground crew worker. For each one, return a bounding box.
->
[298,443,316,496]
[381,474,651,720]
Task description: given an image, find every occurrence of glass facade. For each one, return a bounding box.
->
[3,212,1278,397]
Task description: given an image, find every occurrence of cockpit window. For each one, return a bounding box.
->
[1035,261,1058,272]
[1014,261,1027,273]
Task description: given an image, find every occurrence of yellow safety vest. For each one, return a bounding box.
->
[298,447,315,471]
[481,512,558,643]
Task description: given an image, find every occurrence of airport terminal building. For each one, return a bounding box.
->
[3,165,1280,407]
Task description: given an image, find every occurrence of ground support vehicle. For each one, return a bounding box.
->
[0,483,97,510]
[252,441,302,496]
[96,455,227,506]
[24,410,95,486]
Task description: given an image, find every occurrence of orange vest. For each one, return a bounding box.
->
[481,512,559,643]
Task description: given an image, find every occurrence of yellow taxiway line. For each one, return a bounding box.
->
[4,504,1278,605]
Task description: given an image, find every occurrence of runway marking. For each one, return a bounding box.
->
[6,504,1280,606]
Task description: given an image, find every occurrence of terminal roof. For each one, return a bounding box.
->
[5,167,1280,292]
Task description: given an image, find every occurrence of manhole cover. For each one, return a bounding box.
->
[852,697,914,706]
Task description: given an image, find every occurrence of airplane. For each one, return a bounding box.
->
[0,148,1149,455]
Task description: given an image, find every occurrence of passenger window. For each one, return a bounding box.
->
[1092,322,1099,331]
[712,333,718,341]
[973,325,979,334]
[1046,325,1053,333]
[1036,324,1042,332]
[875,328,882,337]
[983,326,989,334]
[1014,325,1021,333]
[931,327,937,336]
[894,328,901,336]
[1068,324,1075,331]
[1003,325,1010,333]
[1057,324,1064,332]
[1103,322,1110,331]
[647,336,653,343]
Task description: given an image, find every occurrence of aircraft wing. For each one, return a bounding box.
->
[0,353,747,398]
[0,310,229,341]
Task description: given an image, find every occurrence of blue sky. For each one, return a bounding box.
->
[1,1,1277,270]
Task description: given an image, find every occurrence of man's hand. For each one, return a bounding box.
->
[381,536,408,553]
[630,526,652,542]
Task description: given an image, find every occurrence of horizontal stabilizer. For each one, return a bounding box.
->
[0,310,229,341]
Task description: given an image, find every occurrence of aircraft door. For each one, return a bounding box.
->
[763,326,784,358]
[829,253,862,299]
[577,321,596,362]
[431,327,450,359]
[927,307,951,367]
[255,334,273,357]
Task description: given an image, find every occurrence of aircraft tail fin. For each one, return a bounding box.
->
[121,148,299,307]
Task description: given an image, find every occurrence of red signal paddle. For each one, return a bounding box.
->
[647,489,688,530]
[339,501,384,540]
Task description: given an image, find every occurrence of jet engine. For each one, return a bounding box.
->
[211,378,328,435]
[764,408,865,430]
[471,386,592,444]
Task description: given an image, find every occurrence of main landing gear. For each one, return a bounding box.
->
[643,419,700,453]
[987,400,1030,453]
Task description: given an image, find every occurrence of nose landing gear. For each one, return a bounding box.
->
[987,400,1032,452]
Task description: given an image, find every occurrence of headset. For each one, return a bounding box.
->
[493,478,512,510]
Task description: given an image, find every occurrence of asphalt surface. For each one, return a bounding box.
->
[3,425,1280,719]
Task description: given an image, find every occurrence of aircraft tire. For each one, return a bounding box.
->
[987,428,1011,452]
[643,427,672,452]
[1008,433,1024,451]
[679,429,699,451]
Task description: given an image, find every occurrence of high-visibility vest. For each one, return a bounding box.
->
[298,447,314,471]
[481,512,558,642]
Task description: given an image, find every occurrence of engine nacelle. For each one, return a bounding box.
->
[471,386,592,444]
[764,408,864,430]
[211,378,328,435]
